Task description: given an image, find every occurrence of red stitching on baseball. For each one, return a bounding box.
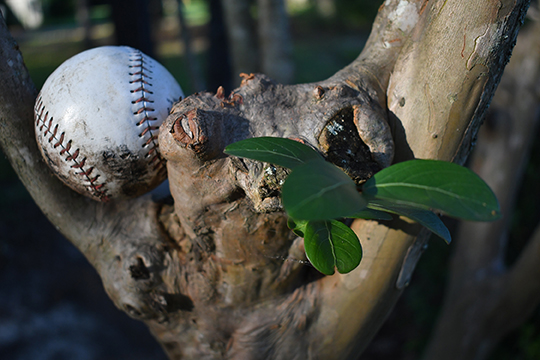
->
[34,94,109,201]
[137,116,158,126]
[46,116,53,133]
[129,79,151,85]
[48,124,58,142]
[54,132,65,148]
[92,182,104,190]
[129,71,153,79]
[80,167,94,177]
[139,126,160,137]
[66,149,79,161]
[129,49,165,168]
[142,135,159,147]
[131,87,154,94]
[71,157,86,169]
[133,106,155,115]
[60,140,72,155]
[131,97,154,104]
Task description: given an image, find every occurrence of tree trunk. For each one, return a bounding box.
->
[221,0,259,81]
[257,0,294,84]
[221,0,294,86]
[423,13,540,360]
[0,1,531,359]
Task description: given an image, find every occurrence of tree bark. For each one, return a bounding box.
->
[0,0,531,359]
[423,13,540,360]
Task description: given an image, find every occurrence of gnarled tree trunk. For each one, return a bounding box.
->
[0,0,530,359]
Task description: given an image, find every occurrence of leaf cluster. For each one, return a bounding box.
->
[225,137,500,275]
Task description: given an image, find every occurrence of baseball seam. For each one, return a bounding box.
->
[34,95,110,201]
[128,49,164,171]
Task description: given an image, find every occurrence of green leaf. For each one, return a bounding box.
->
[282,160,367,220]
[287,218,308,237]
[363,159,500,221]
[304,220,362,275]
[368,199,452,243]
[348,208,393,221]
[224,137,323,169]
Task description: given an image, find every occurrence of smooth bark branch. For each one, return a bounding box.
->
[389,0,530,163]
[424,16,540,360]
[315,1,529,356]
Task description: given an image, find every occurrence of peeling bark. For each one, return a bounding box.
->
[0,0,531,359]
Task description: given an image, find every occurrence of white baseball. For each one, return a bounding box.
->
[34,46,183,202]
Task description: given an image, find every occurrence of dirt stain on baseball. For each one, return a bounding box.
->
[102,145,154,197]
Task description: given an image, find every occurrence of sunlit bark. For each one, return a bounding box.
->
[423,16,540,360]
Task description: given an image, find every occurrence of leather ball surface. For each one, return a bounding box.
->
[34,46,183,202]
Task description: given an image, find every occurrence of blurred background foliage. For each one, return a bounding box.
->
[0,0,539,359]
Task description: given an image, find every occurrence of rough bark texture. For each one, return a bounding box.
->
[0,0,531,359]
[423,15,540,360]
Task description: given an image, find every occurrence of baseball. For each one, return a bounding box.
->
[34,46,183,202]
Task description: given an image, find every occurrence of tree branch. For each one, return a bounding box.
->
[424,10,539,360]
[388,0,530,163]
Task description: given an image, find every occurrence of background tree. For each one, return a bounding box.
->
[222,0,294,85]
